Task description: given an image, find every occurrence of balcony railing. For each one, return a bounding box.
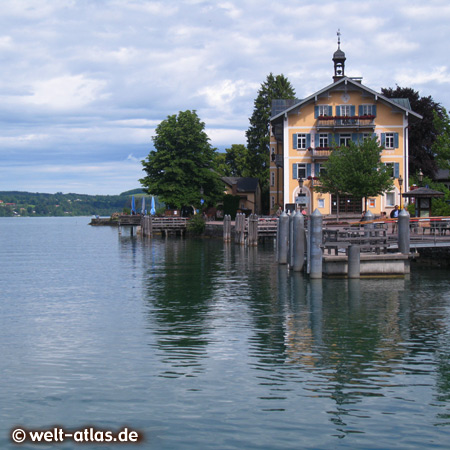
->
[311,147,332,159]
[317,115,375,129]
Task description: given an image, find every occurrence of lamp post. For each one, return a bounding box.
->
[418,169,423,186]
[398,174,403,209]
[297,178,303,211]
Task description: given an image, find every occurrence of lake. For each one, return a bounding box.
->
[0,217,449,449]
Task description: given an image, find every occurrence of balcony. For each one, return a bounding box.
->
[317,115,375,130]
[311,147,332,160]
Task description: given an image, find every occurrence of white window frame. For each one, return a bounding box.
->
[319,133,329,147]
[340,134,352,146]
[340,105,352,116]
[386,192,395,207]
[317,198,325,209]
[361,104,375,116]
[271,172,275,187]
[297,134,307,150]
[385,133,395,149]
[318,105,330,117]
[368,198,376,209]
[296,163,307,179]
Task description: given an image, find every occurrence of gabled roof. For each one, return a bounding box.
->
[222,177,260,193]
[270,76,422,121]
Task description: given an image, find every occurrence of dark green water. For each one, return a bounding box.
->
[0,217,449,449]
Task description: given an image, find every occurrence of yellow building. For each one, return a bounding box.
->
[269,39,421,217]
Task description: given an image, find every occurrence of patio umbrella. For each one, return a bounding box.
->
[141,197,146,215]
[131,196,136,214]
[150,196,156,215]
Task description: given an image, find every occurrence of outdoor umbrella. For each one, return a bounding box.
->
[150,196,156,215]
[141,197,146,215]
[131,196,136,214]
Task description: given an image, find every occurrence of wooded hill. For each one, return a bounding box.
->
[0,189,145,217]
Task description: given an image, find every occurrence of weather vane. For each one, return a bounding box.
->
[337,29,341,48]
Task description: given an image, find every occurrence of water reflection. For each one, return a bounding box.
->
[136,236,450,441]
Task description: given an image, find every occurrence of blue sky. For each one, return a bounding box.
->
[1,0,450,195]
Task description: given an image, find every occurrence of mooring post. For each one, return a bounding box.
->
[363,210,375,236]
[348,244,361,278]
[398,209,410,254]
[239,213,245,245]
[248,214,258,246]
[293,210,305,272]
[289,211,295,267]
[277,211,289,264]
[309,209,323,279]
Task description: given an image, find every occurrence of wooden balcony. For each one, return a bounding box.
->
[317,115,375,130]
[311,147,332,160]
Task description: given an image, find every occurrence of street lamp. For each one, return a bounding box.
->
[418,169,424,186]
[398,174,403,208]
[297,177,303,194]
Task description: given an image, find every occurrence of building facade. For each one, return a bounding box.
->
[269,40,421,217]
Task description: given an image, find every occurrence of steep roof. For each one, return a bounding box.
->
[270,76,422,121]
[222,177,260,193]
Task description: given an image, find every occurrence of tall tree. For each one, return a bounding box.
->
[140,110,223,209]
[316,138,393,211]
[246,74,296,210]
[214,144,250,177]
[432,107,450,170]
[381,86,443,178]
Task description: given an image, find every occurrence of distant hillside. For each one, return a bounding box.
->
[0,190,155,217]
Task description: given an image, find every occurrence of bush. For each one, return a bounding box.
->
[187,214,206,235]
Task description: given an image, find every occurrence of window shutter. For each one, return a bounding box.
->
[328,133,333,146]
[336,106,341,116]
[293,134,297,149]
[314,106,319,118]
[334,133,340,145]
[352,133,359,143]
[328,106,332,116]
[372,105,377,117]
[315,133,320,146]
[306,134,311,148]
[394,133,399,148]
[359,105,363,116]
[292,163,298,179]
[350,105,355,116]
[394,163,400,178]
[314,163,321,176]
[306,164,312,177]
[381,133,386,146]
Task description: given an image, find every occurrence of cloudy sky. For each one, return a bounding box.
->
[1,0,449,195]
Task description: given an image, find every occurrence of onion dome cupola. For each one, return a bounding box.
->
[333,29,346,82]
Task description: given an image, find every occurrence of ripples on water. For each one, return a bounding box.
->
[0,217,449,449]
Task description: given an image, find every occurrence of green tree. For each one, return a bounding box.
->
[140,110,223,210]
[381,86,443,178]
[215,144,249,177]
[432,107,450,170]
[316,138,393,211]
[246,73,296,211]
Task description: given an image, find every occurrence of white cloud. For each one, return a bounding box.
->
[25,75,108,110]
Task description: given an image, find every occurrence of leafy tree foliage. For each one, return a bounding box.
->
[140,110,223,210]
[432,107,450,170]
[214,144,249,177]
[316,138,393,210]
[381,86,443,178]
[246,73,296,193]
[0,191,132,217]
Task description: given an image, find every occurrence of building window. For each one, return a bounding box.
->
[368,198,376,208]
[339,134,352,146]
[319,133,329,147]
[385,133,395,149]
[360,104,376,116]
[271,196,275,209]
[271,172,275,187]
[296,163,307,179]
[318,105,330,116]
[316,163,326,176]
[340,105,352,116]
[297,134,307,149]
[318,198,325,209]
[386,192,395,207]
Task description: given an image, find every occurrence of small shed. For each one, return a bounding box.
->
[402,187,444,217]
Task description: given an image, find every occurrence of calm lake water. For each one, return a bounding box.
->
[1,217,450,449]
